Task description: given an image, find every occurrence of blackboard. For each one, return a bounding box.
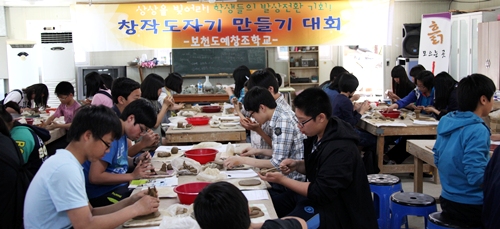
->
[172,48,266,75]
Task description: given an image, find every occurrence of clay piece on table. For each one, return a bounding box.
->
[175,207,188,215]
[249,206,264,218]
[157,151,171,157]
[171,147,179,154]
[259,168,279,176]
[238,179,262,186]
[133,187,161,220]
[160,163,168,172]
[182,161,198,173]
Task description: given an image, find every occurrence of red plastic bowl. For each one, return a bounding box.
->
[174,182,211,205]
[382,111,401,118]
[186,117,210,125]
[184,148,218,164]
[201,106,221,113]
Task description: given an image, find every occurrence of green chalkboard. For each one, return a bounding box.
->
[172,48,266,75]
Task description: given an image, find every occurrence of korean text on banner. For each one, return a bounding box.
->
[71,1,393,51]
[418,12,451,75]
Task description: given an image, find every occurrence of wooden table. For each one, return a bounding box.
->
[165,125,246,144]
[406,139,439,193]
[358,117,437,174]
[117,143,277,229]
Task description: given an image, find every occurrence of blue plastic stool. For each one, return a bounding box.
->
[306,213,320,229]
[390,192,437,229]
[426,212,481,229]
[368,174,403,229]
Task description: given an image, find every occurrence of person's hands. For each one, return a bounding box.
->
[225,86,234,95]
[45,124,57,130]
[406,104,417,110]
[423,106,438,114]
[240,118,260,131]
[350,94,361,101]
[224,156,244,169]
[133,195,160,216]
[383,104,398,112]
[279,159,297,175]
[138,151,152,164]
[240,147,259,157]
[141,130,158,147]
[130,189,147,203]
[231,97,239,106]
[359,101,371,114]
[353,102,362,112]
[415,105,425,111]
[258,170,285,184]
[132,160,154,179]
[162,96,174,107]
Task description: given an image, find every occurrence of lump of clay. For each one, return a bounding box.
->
[171,147,179,154]
[238,179,261,186]
[260,168,279,176]
[160,163,168,172]
[249,206,264,218]
[133,187,161,220]
[158,151,171,157]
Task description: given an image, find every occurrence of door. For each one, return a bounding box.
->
[458,18,470,79]
[450,18,460,79]
[470,14,483,75]
[477,22,490,83]
[488,21,500,89]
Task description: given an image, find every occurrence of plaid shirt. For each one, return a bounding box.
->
[269,103,306,181]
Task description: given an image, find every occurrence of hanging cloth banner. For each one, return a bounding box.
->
[418,12,452,75]
[71,1,393,50]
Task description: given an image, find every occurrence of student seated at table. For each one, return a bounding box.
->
[409,64,426,84]
[226,65,250,103]
[384,70,435,164]
[0,104,50,176]
[85,71,113,108]
[141,73,174,147]
[111,78,158,157]
[24,105,159,229]
[42,81,81,130]
[3,83,49,112]
[331,73,378,174]
[158,72,184,124]
[194,182,307,229]
[225,87,306,183]
[387,65,415,103]
[83,99,157,207]
[433,73,495,228]
[423,72,459,120]
[259,87,378,229]
[0,115,32,229]
[236,69,294,153]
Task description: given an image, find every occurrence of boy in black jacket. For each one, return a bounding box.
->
[259,87,377,229]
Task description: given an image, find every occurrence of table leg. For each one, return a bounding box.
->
[377,135,384,173]
[414,156,423,193]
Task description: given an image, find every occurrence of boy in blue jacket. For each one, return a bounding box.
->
[433,73,495,227]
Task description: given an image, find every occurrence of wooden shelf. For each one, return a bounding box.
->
[290,67,319,69]
[290,83,319,86]
[137,65,172,82]
[290,51,318,53]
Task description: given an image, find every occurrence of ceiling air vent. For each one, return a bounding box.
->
[41,32,73,44]
[9,44,35,48]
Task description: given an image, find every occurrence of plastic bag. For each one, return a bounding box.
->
[196,167,227,182]
[159,216,200,229]
[171,158,202,175]
[220,142,234,159]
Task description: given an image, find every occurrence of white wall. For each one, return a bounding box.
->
[3,2,497,93]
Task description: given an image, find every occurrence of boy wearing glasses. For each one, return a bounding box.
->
[259,87,377,229]
[225,87,306,183]
[42,81,81,130]
[83,99,157,207]
[24,105,160,229]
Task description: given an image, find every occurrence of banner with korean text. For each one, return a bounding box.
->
[418,12,451,75]
[71,1,393,50]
